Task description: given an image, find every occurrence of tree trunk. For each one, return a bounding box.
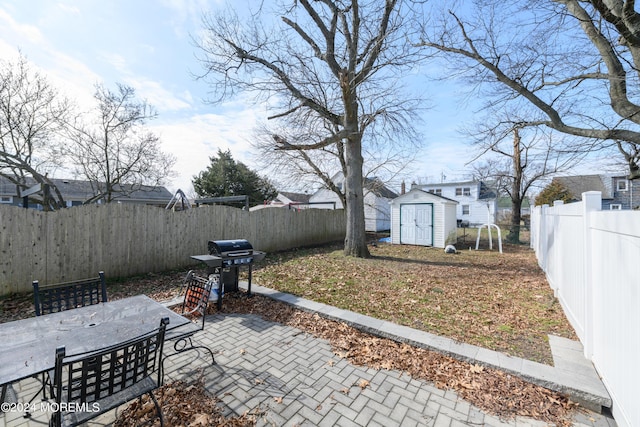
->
[507,198,522,243]
[343,136,370,258]
[507,128,523,244]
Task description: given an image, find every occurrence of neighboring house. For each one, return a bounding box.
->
[412,180,497,226]
[271,192,312,209]
[308,172,398,232]
[0,176,173,208]
[389,188,458,248]
[497,196,531,222]
[249,191,312,211]
[553,174,640,210]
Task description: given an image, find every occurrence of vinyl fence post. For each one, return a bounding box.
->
[582,191,601,359]
[540,204,549,272]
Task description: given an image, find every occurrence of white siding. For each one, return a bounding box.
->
[364,193,392,232]
[443,202,458,245]
[310,186,393,232]
[416,181,497,226]
[309,188,343,209]
[433,202,444,247]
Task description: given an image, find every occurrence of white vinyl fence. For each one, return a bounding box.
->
[530,192,640,427]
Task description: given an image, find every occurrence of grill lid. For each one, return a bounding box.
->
[208,239,253,257]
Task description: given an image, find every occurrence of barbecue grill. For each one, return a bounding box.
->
[190,239,265,308]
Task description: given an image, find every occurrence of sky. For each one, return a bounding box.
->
[0,1,603,197]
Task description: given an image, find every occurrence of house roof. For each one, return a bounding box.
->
[416,179,478,187]
[414,180,497,200]
[391,188,458,204]
[278,191,312,204]
[0,175,172,203]
[364,177,398,199]
[478,182,497,200]
[554,175,613,200]
[322,171,398,199]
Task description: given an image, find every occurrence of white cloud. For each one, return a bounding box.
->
[125,77,193,113]
[0,8,45,45]
[151,106,265,193]
[160,0,214,38]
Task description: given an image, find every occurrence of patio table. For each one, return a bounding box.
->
[0,295,191,404]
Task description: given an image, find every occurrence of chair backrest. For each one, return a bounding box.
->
[50,317,169,427]
[181,270,214,330]
[33,271,107,316]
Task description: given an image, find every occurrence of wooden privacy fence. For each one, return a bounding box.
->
[530,192,639,427]
[0,203,345,296]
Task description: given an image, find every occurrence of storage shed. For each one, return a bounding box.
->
[390,188,458,248]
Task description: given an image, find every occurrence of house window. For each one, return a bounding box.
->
[0,196,11,204]
[617,179,628,191]
[462,205,470,215]
[434,189,442,196]
[463,187,471,196]
[455,188,462,196]
[610,204,622,210]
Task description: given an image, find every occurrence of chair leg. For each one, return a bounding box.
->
[149,391,164,427]
[21,374,49,418]
[161,336,216,384]
[174,336,216,365]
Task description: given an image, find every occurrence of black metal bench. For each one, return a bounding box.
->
[49,317,169,427]
[33,272,107,316]
[162,271,216,380]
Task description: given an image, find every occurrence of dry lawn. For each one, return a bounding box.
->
[251,237,576,365]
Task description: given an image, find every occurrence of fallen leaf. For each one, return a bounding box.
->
[191,413,211,426]
[470,364,484,373]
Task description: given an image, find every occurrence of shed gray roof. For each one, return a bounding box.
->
[554,175,612,200]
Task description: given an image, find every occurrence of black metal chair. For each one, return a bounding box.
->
[161,271,216,380]
[29,272,108,404]
[49,317,169,427]
[33,272,107,316]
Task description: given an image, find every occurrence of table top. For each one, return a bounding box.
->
[0,295,191,386]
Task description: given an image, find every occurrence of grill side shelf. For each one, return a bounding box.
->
[190,255,223,268]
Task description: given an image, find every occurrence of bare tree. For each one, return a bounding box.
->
[471,124,581,243]
[0,55,70,209]
[252,116,418,207]
[196,0,426,257]
[419,1,640,177]
[65,83,176,203]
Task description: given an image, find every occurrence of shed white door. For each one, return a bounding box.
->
[400,203,433,246]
